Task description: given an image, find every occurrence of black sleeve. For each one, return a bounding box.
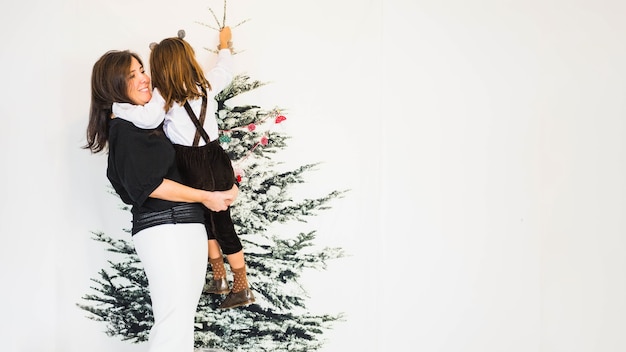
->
[109,121,176,207]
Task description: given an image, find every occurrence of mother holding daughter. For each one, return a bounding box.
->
[84,26,251,352]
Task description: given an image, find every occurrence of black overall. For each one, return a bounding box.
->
[172,93,243,255]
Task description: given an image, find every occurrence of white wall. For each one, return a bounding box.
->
[1,0,625,351]
[379,1,626,351]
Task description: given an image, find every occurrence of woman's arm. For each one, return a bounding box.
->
[150,178,237,211]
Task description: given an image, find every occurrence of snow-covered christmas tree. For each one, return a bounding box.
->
[78,3,348,351]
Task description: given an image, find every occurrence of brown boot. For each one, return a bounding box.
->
[219,288,255,309]
[219,265,254,309]
[205,257,229,294]
[203,277,230,294]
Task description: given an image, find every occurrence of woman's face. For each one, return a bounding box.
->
[126,56,152,105]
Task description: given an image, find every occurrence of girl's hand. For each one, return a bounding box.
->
[219,26,232,50]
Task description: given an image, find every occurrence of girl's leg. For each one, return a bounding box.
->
[225,250,245,271]
[132,223,207,352]
[207,208,254,308]
[205,239,229,294]
[208,239,222,261]
[209,240,226,280]
[219,250,255,309]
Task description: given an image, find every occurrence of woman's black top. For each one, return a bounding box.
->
[106,118,204,234]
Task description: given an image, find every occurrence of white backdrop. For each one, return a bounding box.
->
[1,0,626,351]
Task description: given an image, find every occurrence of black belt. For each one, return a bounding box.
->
[132,203,205,235]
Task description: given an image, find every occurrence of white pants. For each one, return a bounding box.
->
[133,223,208,352]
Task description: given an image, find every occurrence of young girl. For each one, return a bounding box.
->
[112,27,254,310]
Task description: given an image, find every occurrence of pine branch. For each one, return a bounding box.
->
[77,232,153,343]
[90,231,136,255]
[216,74,268,104]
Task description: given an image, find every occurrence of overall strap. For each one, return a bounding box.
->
[182,90,209,146]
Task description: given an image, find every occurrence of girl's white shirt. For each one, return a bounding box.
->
[112,49,233,146]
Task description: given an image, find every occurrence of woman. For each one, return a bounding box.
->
[84,49,237,352]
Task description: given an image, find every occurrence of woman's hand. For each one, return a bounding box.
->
[201,191,230,212]
[150,179,233,211]
[201,185,238,211]
[223,184,239,206]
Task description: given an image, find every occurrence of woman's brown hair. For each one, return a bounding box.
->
[84,50,143,153]
[149,37,211,112]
